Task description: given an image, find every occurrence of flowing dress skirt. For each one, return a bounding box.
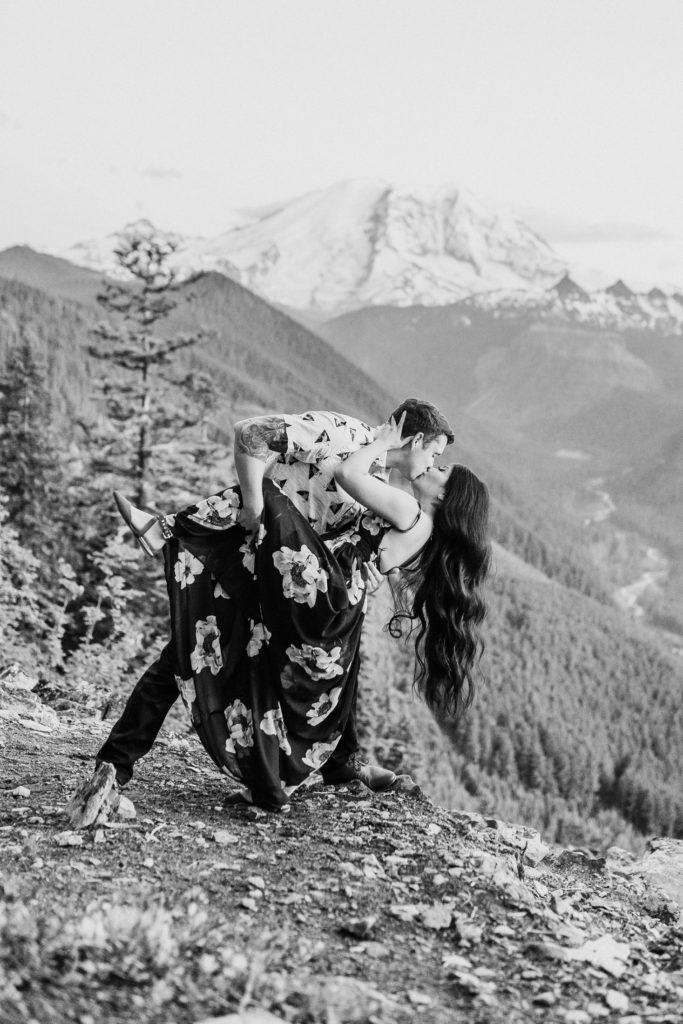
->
[165,479,378,809]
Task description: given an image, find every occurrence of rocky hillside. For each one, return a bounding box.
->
[1,668,682,1024]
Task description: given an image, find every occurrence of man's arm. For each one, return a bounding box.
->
[233,415,288,529]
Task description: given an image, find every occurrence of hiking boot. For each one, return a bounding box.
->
[322,753,396,791]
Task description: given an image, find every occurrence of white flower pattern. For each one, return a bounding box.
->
[213,577,231,600]
[246,620,271,657]
[346,567,365,605]
[191,489,241,527]
[174,550,204,589]
[286,643,344,681]
[240,524,267,575]
[272,545,329,607]
[224,699,254,752]
[324,528,361,554]
[306,685,343,726]
[260,706,292,755]
[361,510,388,536]
[175,675,196,711]
[302,734,341,770]
[190,616,223,676]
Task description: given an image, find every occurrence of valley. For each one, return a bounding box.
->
[613,546,669,618]
[580,478,669,620]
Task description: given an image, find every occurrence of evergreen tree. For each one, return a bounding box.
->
[0,491,44,668]
[88,229,214,507]
[490,732,516,780]
[0,324,63,554]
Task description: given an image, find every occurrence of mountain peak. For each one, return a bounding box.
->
[54,179,566,314]
[550,273,590,301]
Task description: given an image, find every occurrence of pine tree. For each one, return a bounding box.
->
[0,323,62,554]
[88,229,214,507]
[0,491,44,667]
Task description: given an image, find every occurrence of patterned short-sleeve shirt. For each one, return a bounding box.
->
[264,410,385,533]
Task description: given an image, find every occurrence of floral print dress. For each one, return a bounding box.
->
[165,479,390,809]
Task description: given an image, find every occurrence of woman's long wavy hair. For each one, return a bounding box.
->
[389,464,491,720]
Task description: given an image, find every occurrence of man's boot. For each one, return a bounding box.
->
[322,753,396,791]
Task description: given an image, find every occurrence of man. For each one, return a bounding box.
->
[94,397,453,796]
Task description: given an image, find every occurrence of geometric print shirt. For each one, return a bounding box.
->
[264,410,385,534]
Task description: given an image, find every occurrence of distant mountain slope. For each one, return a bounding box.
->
[321,304,683,475]
[321,303,520,412]
[458,570,683,842]
[162,271,395,421]
[359,566,683,846]
[619,426,683,510]
[0,277,99,424]
[0,267,394,432]
[54,180,565,314]
[0,246,103,307]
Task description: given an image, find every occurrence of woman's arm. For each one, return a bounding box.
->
[335,418,420,530]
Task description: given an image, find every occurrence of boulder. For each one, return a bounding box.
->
[636,838,683,915]
[65,762,117,829]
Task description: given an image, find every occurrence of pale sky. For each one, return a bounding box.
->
[1,0,683,256]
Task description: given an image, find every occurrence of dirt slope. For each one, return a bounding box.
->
[2,702,682,1024]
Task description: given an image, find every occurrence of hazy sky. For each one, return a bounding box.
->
[1,0,683,253]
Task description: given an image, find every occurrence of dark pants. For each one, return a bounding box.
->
[96,640,359,785]
[96,641,180,785]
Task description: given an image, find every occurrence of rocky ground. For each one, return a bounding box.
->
[1,670,682,1024]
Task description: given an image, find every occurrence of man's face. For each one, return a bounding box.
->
[407,433,449,481]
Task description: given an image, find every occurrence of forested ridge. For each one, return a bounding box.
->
[459,575,683,843]
[1,259,682,852]
[0,269,393,432]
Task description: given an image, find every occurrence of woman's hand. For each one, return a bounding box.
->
[374,411,407,450]
[365,561,385,595]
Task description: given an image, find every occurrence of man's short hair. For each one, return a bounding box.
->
[390,398,454,445]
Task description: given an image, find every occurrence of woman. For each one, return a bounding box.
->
[116,417,490,811]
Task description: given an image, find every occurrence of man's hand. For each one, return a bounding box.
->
[365,561,385,595]
[238,504,263,533]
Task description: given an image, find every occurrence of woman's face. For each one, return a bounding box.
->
[411,464,453,507]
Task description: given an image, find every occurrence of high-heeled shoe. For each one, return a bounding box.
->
[113,490,167,557]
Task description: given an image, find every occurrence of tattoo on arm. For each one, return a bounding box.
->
[235,416,288,462]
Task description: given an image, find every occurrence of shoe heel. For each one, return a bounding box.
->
[113,490,157,558]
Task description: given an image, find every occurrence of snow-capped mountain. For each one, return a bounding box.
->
[55,179,565,314]
[53,179,683,332]
[458,274,683,335]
